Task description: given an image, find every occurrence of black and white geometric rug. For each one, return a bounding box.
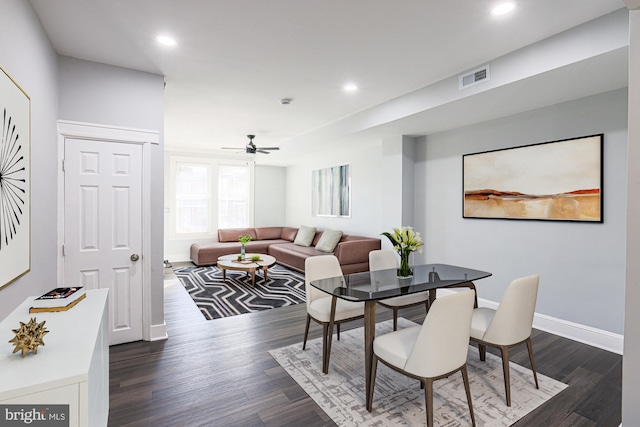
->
[173,264,306,320]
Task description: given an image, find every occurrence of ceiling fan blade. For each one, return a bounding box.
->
[258,147,279,151]
[256,150,271,154]
[221,147,242,150]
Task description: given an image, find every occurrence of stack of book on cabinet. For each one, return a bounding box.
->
[29,287,86,313]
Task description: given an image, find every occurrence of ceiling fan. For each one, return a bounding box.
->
[222,135,280,154]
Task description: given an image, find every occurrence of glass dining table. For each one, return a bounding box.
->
[309,263,492,411]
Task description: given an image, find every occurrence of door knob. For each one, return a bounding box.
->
[131,253,140,262]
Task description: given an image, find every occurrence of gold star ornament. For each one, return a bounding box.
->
[8,317,49,357]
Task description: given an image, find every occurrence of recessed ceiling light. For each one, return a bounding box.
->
[156,35,177,46]
[343,83,358,92]
[492,2,516,16]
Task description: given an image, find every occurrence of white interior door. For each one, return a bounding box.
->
[64,138,143,345]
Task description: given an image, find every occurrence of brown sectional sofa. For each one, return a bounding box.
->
[189,226,381,274]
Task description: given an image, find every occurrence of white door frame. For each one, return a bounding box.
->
[57,120,159,341]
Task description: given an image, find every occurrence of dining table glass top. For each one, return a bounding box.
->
[309,263,492,302]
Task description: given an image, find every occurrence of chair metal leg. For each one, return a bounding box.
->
[323,296,338,374]
[321,322,330,374]
[499,346,512,406]
[478,344,486,361]
[393,308,399,331]
[367,355,379,411]
[337,323,340,341]
[526,338,539,389]
[302,314,311,350]
[424,378,434,427]
[461,365,476,427]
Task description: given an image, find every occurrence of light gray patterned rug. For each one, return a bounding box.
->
[269,318,568,426]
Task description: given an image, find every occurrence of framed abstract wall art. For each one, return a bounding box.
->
[312,163,351,217]
[0,66,30,289]
[463,134,603,222]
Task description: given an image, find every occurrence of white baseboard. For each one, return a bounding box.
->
[165,254,192,263]
[530,311,622,355]
[437,289,623,355]
[149,322,168,341]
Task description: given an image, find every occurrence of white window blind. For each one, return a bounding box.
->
[218,165,250,228]
[175,163,209,233]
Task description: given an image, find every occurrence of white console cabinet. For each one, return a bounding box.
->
[0,289,109,427]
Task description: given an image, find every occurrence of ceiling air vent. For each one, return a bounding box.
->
[459,65,490,90]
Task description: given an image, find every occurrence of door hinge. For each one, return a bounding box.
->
[62,245,65,256]
[62,159,65,172]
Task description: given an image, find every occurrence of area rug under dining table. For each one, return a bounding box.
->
[174,264,305,320]
[269,318,568,426]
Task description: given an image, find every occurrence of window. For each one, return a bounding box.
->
[218,165,250,228]
[167,154,253,241]
[175,163,209,233]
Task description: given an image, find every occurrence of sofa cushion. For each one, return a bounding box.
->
[311,231,323,246]
[218,228,257,243]
[268,242,324,272]
[281,227,298,241]
[315,229,343,253]
[294,225,316,247]
[255,227,283,240]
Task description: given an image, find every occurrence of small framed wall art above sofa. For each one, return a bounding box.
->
[463,134,603,222]
[312,163,351,218]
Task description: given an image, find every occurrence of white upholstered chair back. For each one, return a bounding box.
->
[369,249,398,271]
[304,255,344,309]
[482,275,539,345]
[405,290,475,378]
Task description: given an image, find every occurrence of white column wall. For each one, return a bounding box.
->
[622,8,640,426]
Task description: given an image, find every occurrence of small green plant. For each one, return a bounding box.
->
[250,255,261,261]
[238,234,252,244]
[237,255,242,261]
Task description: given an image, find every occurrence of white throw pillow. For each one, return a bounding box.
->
[293,225,317,247]
[315,229,343,253]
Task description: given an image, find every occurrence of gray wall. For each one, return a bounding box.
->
[0,3,166,331]
[285,143,383,238]
[284,88,628,337]
[57,56,166,328]
[0,0,59,321]
[415,88,628,335]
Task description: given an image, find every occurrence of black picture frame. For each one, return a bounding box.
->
[462,134,603,222]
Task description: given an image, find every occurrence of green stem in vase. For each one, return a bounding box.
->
[398,250,412,277]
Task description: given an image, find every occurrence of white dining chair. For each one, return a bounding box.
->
[368,289,476,427]
[303,255,365,374]
[469,274,540,406]
[370,249,429,330]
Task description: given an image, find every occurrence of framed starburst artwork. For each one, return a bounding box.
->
[0,66,30,289]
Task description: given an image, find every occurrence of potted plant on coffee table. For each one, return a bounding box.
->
[238,234,252,260]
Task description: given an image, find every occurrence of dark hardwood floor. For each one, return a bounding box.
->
[108,266,622,426]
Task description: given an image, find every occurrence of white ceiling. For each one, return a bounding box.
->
[28,0,626,165]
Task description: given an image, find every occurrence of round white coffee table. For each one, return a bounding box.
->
[217,253,277,288]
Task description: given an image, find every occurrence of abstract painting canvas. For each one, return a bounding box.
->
[0,66,30,289]
[463,134,603,222]
[312,163,350,217]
